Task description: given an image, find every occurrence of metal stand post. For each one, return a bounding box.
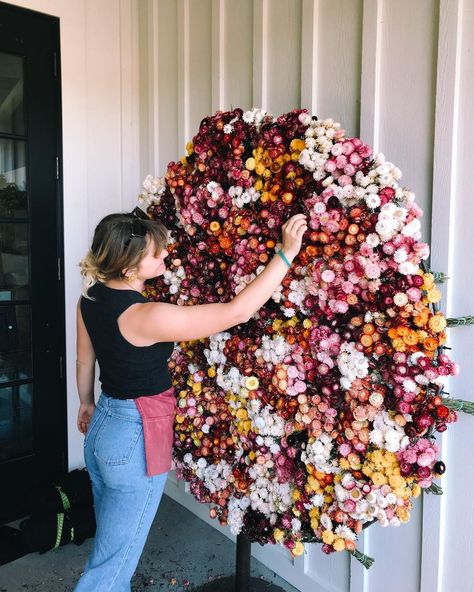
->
[235,534,251,592]
[192,533,286,592]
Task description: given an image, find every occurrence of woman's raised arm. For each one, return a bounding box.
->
[135,214,307,343]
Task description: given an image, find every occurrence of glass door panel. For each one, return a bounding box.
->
[0,383,33,462]
[0,53,27,220]
[0,138,27,185]
[0,303,32,382]
[0,138,28,218]
[0,221,30,299]
[0,48,33,465]
[0,52,25,135]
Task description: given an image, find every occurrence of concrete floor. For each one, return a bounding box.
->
[0,495,299,592]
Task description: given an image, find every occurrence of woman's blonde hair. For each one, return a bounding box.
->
[79,212,168,297]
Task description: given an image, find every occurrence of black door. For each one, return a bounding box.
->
[0,1,66,522]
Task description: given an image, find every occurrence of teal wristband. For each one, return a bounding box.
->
[277,249,291,269]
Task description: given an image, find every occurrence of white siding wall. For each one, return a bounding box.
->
[435,3,474,591]
[7,0,473,590]
[137,1,474,591]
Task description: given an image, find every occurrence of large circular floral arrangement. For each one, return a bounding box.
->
[139,108,471,567]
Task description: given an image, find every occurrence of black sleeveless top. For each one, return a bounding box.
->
[80,282,174,399]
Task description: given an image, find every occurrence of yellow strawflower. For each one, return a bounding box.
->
[333,538,346,552]
[273,529,284,543]
[322,530,335,544]
[293,542,305,556]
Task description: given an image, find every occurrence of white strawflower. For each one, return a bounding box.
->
[376,219,397,241]
[369,391,384,407]
[204,332,231,366]
[366,233,380,248]
[403,379,417,393]
[335,525,357,541]
[248,404,285,437]
[398,261,418,275]
[386,493,397,504]
[242,108,267,127]
[310,493,325,507]
[140,174,167,206]
[301,433,338,473]
[370,410,410,453]
[337,342,369,388]
[255,335,291,364]
[394,248,408,263]
[365,193,381,209]
[228,495,251,535]
[299,112,312,126]
[393,292,409,307]
[320,513,332,530]
[369,429,384,446]
[197,458,207,469]
[401,218,421,238]
[242,110,255,123]
[216,366,243,394]
[291,518,302,532]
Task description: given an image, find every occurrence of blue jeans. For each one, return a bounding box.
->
[74,393,168,592]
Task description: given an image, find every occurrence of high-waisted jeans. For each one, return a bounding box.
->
[74,393,168,592]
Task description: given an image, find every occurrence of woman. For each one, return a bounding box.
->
[74,207,307,591]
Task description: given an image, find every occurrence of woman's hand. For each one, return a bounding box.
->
[281,213,308,260]
[77,402,96,435]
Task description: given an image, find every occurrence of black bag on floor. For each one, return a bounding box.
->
[25,468,94,515]
[20,504,96,553]
[0,468,96,563]
[19,468,96,555]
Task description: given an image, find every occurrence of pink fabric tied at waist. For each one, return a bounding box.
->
[134,387,177,477]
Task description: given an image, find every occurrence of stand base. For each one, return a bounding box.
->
[192,576,287,592]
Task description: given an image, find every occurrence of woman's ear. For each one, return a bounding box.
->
[122,267,137,280]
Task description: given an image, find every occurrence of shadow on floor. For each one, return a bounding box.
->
[0,495,299,592]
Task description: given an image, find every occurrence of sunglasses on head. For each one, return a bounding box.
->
[124,207,149,250]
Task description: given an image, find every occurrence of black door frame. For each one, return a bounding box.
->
[0,0,66,522]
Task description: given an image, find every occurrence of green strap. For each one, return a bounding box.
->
[56,486,71,511]
[54,514,75,549]
[54,513,64,549]
[53,487,73,549]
